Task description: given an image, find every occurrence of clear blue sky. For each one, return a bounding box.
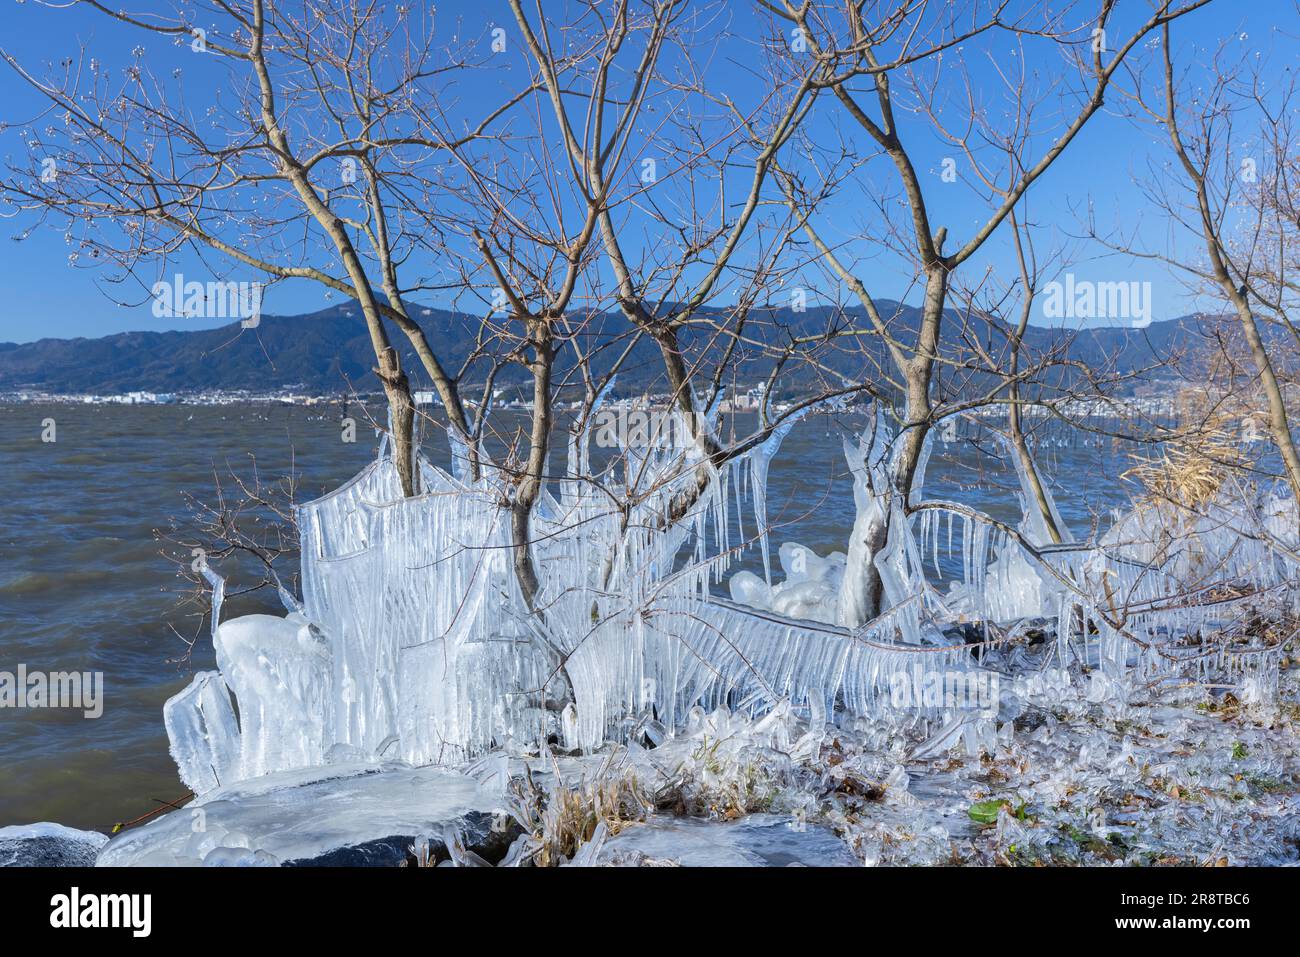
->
[0,0,1292,344]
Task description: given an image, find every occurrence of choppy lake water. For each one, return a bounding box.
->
[0,402,1135,830]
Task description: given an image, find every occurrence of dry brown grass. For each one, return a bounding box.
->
[506,756,654,867]
[1122,422,1248,510]
[534,774,651,866]
[503,739,789,865]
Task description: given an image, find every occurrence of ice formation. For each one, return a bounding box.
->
[594,813,859,867]
[728,542,849,624]
[0,823,108,867]
[96,763,503,867]
[163,399,1297,803]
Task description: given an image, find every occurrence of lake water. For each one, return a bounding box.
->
[0,402,1135,830]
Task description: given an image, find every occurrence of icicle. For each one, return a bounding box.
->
[269,566,303,616]
[167,392,1299,796]
[200,563,225,647]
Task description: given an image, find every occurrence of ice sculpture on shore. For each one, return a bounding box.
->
[163,399,1297,797]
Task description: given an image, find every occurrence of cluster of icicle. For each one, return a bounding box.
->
[750,425,1298,699]
[163,392,1297,798]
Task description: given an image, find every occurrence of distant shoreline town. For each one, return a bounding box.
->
[0,386,1202,422]
[0,388,348,407]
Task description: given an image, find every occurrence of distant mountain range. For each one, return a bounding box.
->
[0,300,1223,398]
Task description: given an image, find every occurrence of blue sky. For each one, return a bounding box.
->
[0,0,1293,344]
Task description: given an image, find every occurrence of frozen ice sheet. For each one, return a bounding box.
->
[595,813,858,867]
[96,762,503,867]
[0,822,108,867]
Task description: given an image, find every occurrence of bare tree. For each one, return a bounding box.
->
[1123,23,1300,501]
[755,0,1211,622]
[1,0,543,493]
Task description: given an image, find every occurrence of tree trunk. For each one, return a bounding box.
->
[843,263,949,625]
[377,347,416,497]
[511,322,553,611]
[1232,297,1300,505]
